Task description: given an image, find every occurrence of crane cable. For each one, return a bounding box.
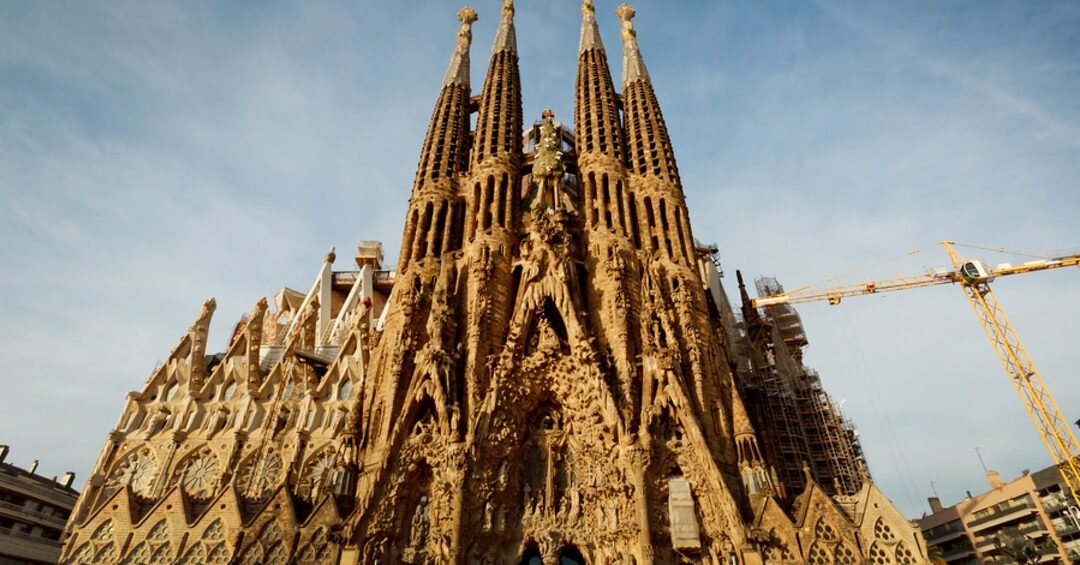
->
[949,241,1053,260]
[833,307,923,514]
[784,245,934,297]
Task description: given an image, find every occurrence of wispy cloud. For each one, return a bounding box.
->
[1,1,1078,519]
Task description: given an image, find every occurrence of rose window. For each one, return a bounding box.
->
[177,449,220,499]
[106,449,157,498]
[298,451,341,501]
[236,451,283,500]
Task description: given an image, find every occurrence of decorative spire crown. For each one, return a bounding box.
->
[491,0,517,54]
[458,6,479,30]
[579,0,604,53]
[616,3,649,84]
[442,7,477,87]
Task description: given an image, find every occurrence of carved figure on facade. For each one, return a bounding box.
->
[531,109,571,212]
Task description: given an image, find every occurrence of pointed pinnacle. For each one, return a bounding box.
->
[616,3,649,85]
[492,0,517,54]
[443,7,477,87]
[579,0,604,53]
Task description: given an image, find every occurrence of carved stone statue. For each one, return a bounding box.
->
[531,110,569,212]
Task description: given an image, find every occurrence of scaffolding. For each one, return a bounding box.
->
[739,276,868,499]
[795,371,866,495]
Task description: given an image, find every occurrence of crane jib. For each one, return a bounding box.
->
[747,240,1080,502]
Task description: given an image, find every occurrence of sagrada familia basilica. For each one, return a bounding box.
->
[61,2,929,563]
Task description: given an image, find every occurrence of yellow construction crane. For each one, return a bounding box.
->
[751,240,1080,502]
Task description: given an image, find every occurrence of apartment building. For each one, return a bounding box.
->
[0,445,79,564]
[918,465,1080,563]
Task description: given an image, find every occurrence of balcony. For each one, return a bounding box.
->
[974,525,1047,552]
[967,500,1038,532]
[925,527,967,544]
[0,499,68,528]
[1054,521,1080,537]
[1018,522,1049,537]
[0,527,63,564]
[0,474,78,508]
[1042,498,1069,512]
[0,526,61,547]
[940,547,975,562]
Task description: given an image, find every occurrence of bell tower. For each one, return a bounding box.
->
[575,0,643,429]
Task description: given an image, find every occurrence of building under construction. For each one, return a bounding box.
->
[715,271,867,505]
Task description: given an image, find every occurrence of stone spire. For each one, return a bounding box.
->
[737,270,772,346]
[616,4,649,86]
[398,7,475,271]
[470,0,522,166]
[459,0,524,455]
[617,3,678,190]
[491,0,517,55]
[617,3,690,265]
[575,0,624,161]
[442,7,478,88]
[579,0,604,53]
[575,0,639,429]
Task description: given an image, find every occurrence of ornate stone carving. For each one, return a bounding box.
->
[297,449,343,502]
[173,446,219,499]
[104,447,157,498]
[235,449,283,501]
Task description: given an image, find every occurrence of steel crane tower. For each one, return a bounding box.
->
[751,240,1080,501]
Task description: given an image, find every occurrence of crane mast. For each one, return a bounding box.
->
[751,240,1080,502]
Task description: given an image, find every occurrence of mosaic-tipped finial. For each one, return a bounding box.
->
[456,7,478,48]
[492,0,517,54]
[616,3,649,84]
[580,0,604,53]
[443,6,477,87]
[616,3,638,42]
[458,6,478,26]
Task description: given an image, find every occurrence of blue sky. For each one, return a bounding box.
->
[1,1,1078,519]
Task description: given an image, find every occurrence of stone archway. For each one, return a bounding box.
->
[558,545,586,565]
[520,544,543,565]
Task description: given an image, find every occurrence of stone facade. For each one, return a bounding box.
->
[61,2,928,563]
